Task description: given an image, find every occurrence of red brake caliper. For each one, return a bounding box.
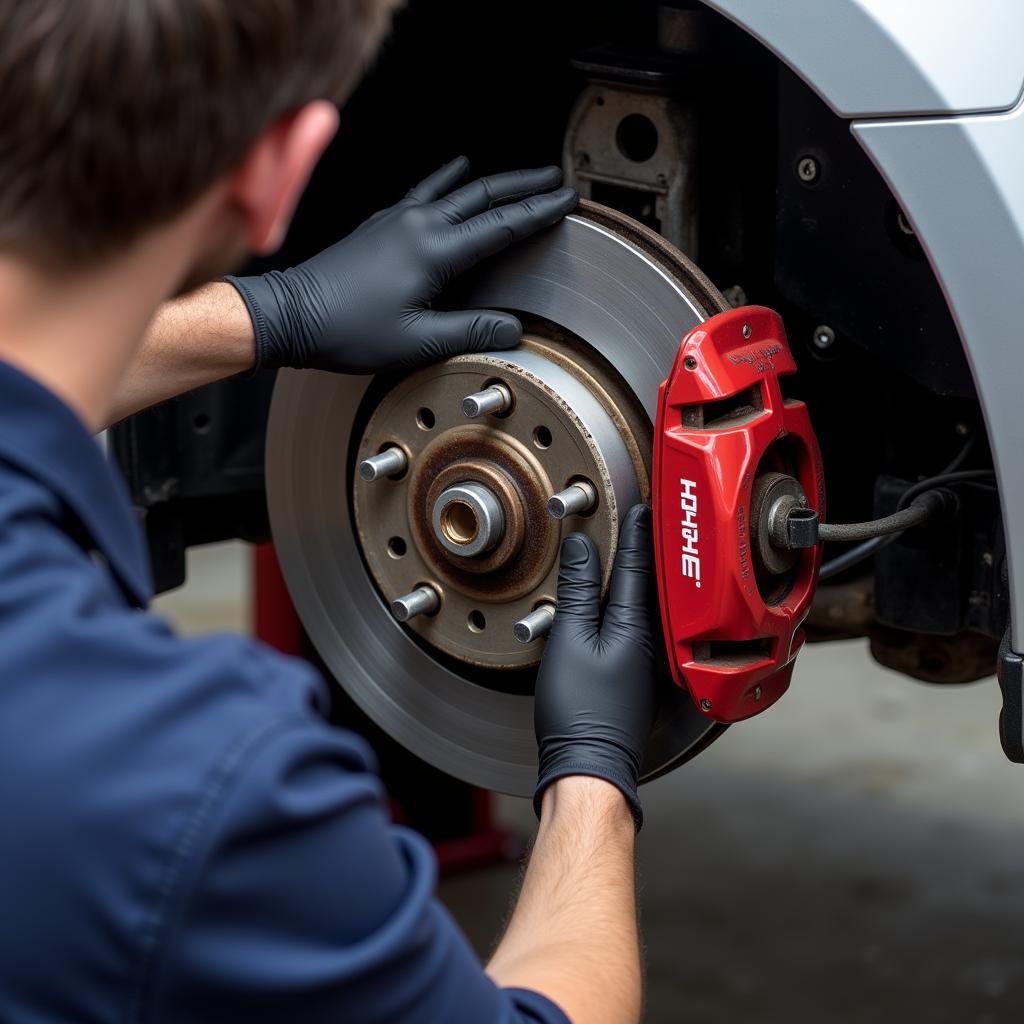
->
[653,306,824,723]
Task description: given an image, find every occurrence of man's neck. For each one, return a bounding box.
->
[0,205,216,433]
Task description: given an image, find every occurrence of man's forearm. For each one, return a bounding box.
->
[107,282,255,425]
[487,777,642,1024]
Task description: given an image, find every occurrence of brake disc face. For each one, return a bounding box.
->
[266,201,729,795]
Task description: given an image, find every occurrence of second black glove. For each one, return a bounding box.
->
[533,505,658,829]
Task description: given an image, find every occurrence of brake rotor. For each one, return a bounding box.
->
[266,200,729,795]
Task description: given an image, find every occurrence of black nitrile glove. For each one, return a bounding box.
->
[533,505,658,829]
[227,157,578,373]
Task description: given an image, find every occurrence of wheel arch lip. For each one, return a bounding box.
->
[701,0,1024,118]
[702,0,1024,647]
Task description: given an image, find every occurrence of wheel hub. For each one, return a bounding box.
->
[353,338,646,669]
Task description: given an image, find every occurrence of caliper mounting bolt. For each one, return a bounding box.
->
[462,383,512,419]
[359,445,408,482]
[547,480,598,520]
[391,584,441,622]
[513,603,556,644]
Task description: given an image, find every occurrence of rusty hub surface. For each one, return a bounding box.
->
[353,336,648,668]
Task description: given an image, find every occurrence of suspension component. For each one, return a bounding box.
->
[653,306,824,723]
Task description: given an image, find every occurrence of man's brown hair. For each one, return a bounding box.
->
[0,0,398,269]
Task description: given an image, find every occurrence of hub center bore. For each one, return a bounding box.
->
[441,501,476,545]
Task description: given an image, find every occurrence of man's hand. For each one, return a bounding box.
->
[227,157,578,374]
[108,161,574,424]
[533,504,658,828]
[487,507,655,1023]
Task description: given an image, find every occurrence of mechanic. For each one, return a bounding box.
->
[0,3,659,1023]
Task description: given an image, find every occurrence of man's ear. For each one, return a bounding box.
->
[227,101,339,255]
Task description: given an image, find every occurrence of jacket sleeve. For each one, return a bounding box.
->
[144,713,569,1024]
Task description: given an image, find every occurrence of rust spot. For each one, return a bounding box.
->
[408,430,559,603]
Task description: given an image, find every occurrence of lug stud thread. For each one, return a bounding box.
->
[547,480,598,520]
[360,446,408,482]
[513,603,556,644]
[391,585,440,622]
[462,383,512,419]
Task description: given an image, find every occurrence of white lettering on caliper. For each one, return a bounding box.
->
[679,478,701,588]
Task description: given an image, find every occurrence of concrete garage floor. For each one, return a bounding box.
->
[158,543,1024,1023]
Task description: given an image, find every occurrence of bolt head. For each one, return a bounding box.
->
[742,322,752,340]
[812,324,835,350]
[700,698,713,712]
[684,355,698,370]
[896,209,915,236]
[797,156,819,183]
[753,685,763,701]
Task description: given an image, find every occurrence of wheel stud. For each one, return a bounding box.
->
[462,383,512,419]
[359,446,408,482]
[547,480,598,519]
[391,585,440,622]
[513,603,556,643]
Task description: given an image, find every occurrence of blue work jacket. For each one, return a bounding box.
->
[0,360,567,1024]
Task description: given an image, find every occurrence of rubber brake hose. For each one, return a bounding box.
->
[816,502,931,543]
[817,469,996,580]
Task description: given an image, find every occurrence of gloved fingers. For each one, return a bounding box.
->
[551,533,602,638]
[432,166,563,223]
[602,505,654,641]
[406,156,471,203]
[446,187,578,275]
[351,159,469,238]
[410,309,522,361]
